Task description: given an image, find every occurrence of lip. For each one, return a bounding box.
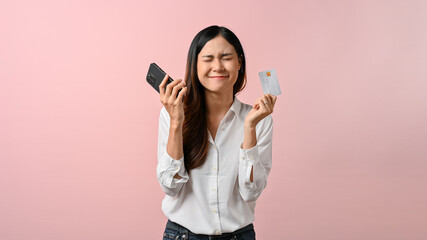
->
[209,76,228,79]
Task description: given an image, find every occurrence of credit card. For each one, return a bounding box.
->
[258,69,282,96]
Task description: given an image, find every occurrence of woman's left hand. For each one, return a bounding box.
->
[245,94,277,129]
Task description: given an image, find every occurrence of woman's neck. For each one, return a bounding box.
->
[204,91,234,118]
[204,91,234,140]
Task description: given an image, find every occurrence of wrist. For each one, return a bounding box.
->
[243,125,257,149]
[244,121,256,130]
[170,120,183,130]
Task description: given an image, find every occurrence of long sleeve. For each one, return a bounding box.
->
[158,98,274,234]
[238,115,273,202]
[156,107,189,197]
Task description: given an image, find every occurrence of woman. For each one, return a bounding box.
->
[157,25,277,240]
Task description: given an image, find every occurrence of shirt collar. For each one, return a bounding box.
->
[207,97,243,145]
[229,97,242,116]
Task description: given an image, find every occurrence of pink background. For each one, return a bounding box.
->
[1,0,427,239]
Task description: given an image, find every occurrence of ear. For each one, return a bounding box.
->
[238,55,242,70]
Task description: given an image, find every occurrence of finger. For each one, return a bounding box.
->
[159,74,169,96]
[266,95,277,112]
[165,79,182,98]
[254,96,267,110]
[175,86,188,103]
[257,98,268,111]
[266,94,276,103]
[258,95,271,104]
[265,94,277,109]
[271,95,277,105]
[261,96,272,112]
[171,81,186,99]
[263,95,272,105]
[265,95,275,113]
[271,95,277,106]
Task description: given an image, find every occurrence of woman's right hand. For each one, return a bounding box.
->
[159,74,187,126]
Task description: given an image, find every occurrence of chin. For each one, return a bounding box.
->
[206,86,233,94]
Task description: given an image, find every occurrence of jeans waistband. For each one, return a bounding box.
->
[166,220,254,239]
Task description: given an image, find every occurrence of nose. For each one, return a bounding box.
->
[212,58,224,72]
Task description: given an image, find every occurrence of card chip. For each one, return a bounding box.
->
[267,72,271,77]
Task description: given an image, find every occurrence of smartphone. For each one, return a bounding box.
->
[146,63,174,93]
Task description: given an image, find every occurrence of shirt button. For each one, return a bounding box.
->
[221,126,225,130]
[212,167,217,171]
[212,209,217,213]
[212,187,216,191]
[215,230,221,234]
[175,166,179,170]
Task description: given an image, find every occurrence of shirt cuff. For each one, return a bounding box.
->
[169,156,188,186]
[239,144,260,185]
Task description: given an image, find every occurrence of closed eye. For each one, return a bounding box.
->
[201,53,234,59]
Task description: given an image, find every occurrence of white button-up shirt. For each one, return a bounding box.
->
[157,98,273,235]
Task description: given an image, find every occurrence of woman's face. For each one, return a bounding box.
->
[197,35,241,95]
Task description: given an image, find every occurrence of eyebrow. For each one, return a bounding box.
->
[201,53,234,58]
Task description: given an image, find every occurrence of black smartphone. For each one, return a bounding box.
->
[146,63,174,93]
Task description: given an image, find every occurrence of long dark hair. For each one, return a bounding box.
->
[182,25,247,171]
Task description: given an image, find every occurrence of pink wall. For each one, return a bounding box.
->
[1,0,426,239]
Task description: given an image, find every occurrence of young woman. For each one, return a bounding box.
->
[157,25,277,240]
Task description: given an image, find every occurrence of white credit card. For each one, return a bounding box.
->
[258,69,282,96]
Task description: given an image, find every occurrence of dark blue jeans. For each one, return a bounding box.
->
[162,220,256,240]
